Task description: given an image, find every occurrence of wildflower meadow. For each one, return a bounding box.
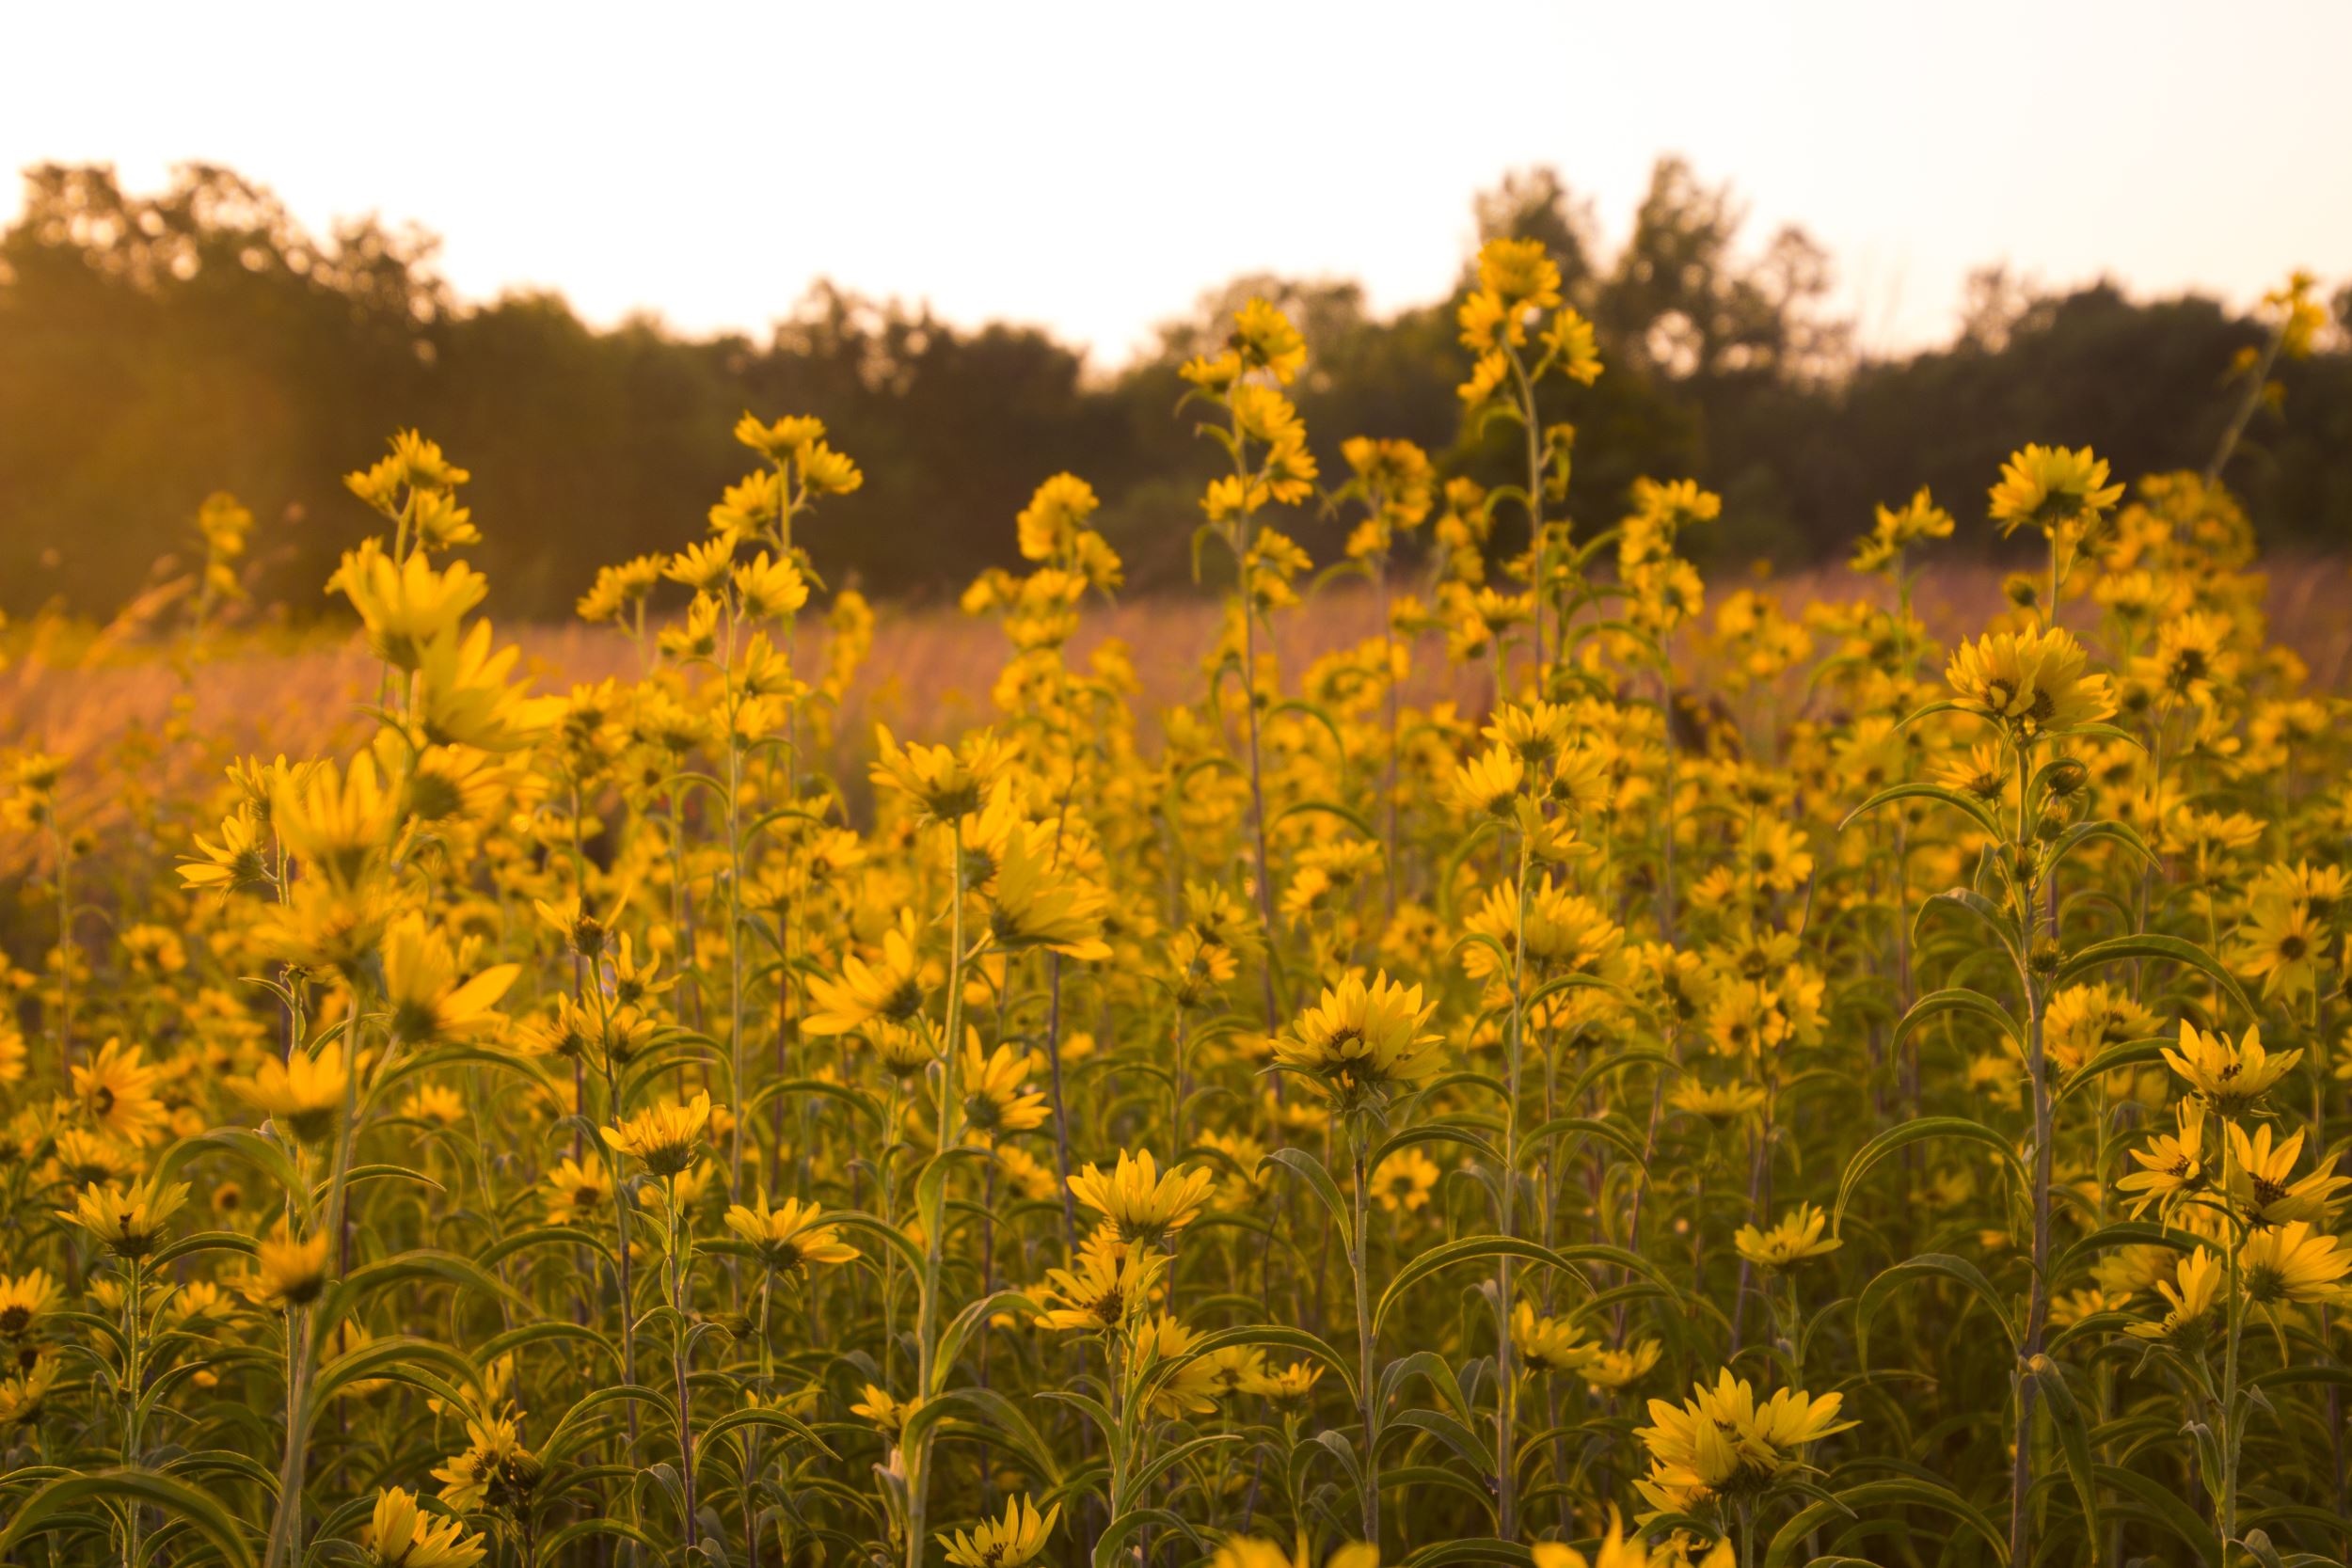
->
[1,242,2348,1568]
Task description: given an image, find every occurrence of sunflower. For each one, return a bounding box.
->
[327,538,487,671]
[71,1037,167,1147]
[870,725,1007,824]
[227,1047,351,1144]
[58,1174,190,1259]
[1945,626,2115,738]
[1733,1203,1843,1270]
[1167,929,1237,1009]
[2118,1100,2209,1217]
[2227,1121,2349,1228]
[1272,971,1444,1110]
[1584,1338,1664,1393]
[0,1270,62,1338]
[1462,879,1625,982]
[803,919,927,1037]
[1534,1516,1734,1568]
[723,1193,860,1276]
[2162,1020,2299,1118]
[361,1486,488,1568]
[430,1417,544,1513]
[2235,895,2324,1001]
[1987,443,2123,541]
[179,806,275,894]
[605,1093,714,1178]
[1668,1080,1766,1129]
[1635,1369,1852,1513]
[959,1037,1049,1142]
[2238,1223,2352,1307]
[850,1384,915,1437]
[1068,1150,1214,1246]
[1372,1148,1440,1212]
[541,1155,612,1226]
[1449,743,1526,819]
[1038,1228,1167,1333]
[985,830,1112,960]
[239,1226,332,1310]
[271,751,399,888]
[1513,1302,1596,1374]
[0,1356,58,1425]
[381,913,518,1046]
[938,1494,1059,1568]
[1129,1312,1224,1418]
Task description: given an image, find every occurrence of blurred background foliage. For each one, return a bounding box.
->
[4,158,2346,621]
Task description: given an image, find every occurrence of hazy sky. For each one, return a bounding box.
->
[6,1,2344,365]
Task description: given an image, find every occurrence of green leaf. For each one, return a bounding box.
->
[1834,1117,2026,1233]
[1762,1477,2009,1568]
[1125,1431,1238,1497]
[2052,1220,2199,1282]
[1170,1322,1359,1408]
[306,1334,478,1411]
[2054,1036,2173,1106]
[1854,1254,2016,1370]
[746,1076,882,1126]
[1840,781,2004,840]
[930,1289,1039,1394]
[1259,1146,1351,1243]
[1915,887,2025,969]
[327,1162,448,1199]
[1521,971,1630,1016]
[151,1228,260,1267]
[478,1319,622,1369]
[2096,1462,2221,1561]
[1894,698,1992,734]
[694,1403,833,1465]
[158,1128,302,1196]
[1375,1235,1608,1338]
[2056,932,2256,1021]
[2045,816,2155,876]
[0,1468,258,1568]
[917,1386,1064,1485]
[1515,1115,1646,1171]
[316,1249,528,1336]
[1372,1121,1499,1170]
[1090,1508,1201,1568]
[831,1211,926,1275]
[2028,1354,2101,1547]
[1399,1541,1534,1567]
[542,1385,677,1463]
[1892,987,2020,1046]
[478,1225,615,1269]
[539,1517,663,1557]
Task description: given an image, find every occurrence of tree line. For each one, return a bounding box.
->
[2,159,2344,623]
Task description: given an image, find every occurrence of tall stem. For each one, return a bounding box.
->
[1350,1123,1379,1546]
[1494,828,1531,1539]
[2217,1121,2243,1552]
[905,822,968,1568]
[264,975,368,1568]
[2009,739,2054,1568]
[669,1178,701,1547]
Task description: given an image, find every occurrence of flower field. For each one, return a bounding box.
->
[1,245,2348,1568]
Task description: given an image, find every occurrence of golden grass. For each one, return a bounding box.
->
[5,556,2344,880]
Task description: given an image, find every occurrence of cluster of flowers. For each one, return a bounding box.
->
[0,250,2343,1568]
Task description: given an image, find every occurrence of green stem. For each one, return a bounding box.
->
[904,821,968,1568]
[1495,826,1531,1540]
[1350,1122,1379,1546]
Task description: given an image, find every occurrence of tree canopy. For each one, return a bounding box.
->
[3,158,2344,621]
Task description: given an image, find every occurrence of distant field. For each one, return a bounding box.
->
[7,554,2346,781]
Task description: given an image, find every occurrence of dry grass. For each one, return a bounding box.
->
[5,556,2345,874]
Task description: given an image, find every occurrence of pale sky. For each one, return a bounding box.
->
[6,1,2345,366]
